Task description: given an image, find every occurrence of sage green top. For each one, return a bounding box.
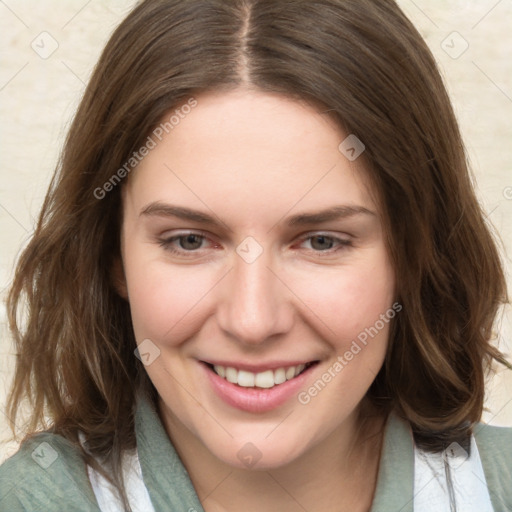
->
[1,394,511,511]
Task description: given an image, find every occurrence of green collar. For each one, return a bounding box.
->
[369,411,415,511]
[135,393,415,512]
[135,392,206,512]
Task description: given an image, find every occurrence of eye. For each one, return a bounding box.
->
[158,231,215,255]
[174,233,205,250]
[308,235,335,251]
[299,233,352,252]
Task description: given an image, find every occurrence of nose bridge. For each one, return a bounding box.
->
[218,248,291,345]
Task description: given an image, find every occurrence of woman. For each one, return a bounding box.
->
[1,1,511,511]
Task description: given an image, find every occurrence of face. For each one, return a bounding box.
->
[119,89,396,469]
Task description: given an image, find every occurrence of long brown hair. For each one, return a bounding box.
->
[6,0,510,508]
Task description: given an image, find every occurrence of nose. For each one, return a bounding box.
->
[216,248,294,346]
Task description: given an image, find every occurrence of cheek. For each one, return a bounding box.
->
[288,254,395,347]
[122,247,217,344]
[293,259,395,417]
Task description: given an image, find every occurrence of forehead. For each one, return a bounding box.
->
[124,89,378,224]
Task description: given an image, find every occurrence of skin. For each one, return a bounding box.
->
[118,88,396,511]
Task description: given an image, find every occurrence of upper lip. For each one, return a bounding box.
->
[200,359,318,373]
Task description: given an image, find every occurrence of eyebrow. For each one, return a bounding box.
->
[140,202,218,224]
[286,205,376,226]
[139,202,376,227]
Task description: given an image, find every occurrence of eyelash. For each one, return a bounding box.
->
[158,231,213,256]
[299,234,353,253]
[158,231,353,257]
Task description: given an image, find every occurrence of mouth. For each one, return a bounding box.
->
[201,359,320,412]
[202,361,319,389]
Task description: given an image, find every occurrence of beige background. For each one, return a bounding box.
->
[1,1,511,462]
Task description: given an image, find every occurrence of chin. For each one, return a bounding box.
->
[205,434,308,471]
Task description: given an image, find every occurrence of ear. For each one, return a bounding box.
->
[111,256,128,300]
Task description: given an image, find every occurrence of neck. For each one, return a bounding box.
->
[158,399,387,512]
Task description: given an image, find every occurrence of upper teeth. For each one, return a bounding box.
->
[213,364,307,388]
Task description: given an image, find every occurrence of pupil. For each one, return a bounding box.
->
[311,236,333,251]
[181,234,202,250]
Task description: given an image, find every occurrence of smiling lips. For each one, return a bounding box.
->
[203,360,318,412]
[211,363,313,389]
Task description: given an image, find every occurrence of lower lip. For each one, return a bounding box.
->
[202,362,316,413]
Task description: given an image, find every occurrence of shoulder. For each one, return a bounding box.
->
[0,431,100,512]
[473,422,512,510]
[473,421,512,464]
